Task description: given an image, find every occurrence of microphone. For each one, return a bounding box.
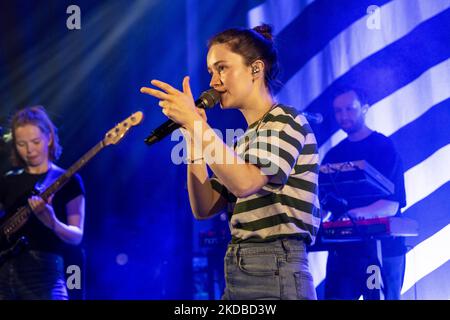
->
[301,111,323,124]
[144,88,220,146]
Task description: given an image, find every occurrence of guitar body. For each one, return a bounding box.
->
[0,233,29,266]
[0,166,67,265]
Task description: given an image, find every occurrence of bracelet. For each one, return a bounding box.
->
[186,157,204,164]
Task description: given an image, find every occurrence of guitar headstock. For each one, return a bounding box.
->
[104,111,144,146]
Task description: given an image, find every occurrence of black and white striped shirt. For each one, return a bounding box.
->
[211,104,320,244]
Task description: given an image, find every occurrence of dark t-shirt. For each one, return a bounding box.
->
[0,167,85,256]
[321,131,407,256]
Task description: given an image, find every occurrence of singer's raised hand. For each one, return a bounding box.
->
[140,76,204,130]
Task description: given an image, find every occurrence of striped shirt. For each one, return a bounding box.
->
[211,104,321,244]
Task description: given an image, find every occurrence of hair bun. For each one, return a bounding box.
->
[253,24,273,41]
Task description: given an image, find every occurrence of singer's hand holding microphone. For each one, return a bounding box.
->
[140,76,219,145]
[141,76,200,127]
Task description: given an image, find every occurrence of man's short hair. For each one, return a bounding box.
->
[333,86,369,107]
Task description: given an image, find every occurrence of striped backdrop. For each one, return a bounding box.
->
[248,0,450,299]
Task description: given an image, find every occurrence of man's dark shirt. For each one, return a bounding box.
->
[321,131,407,256]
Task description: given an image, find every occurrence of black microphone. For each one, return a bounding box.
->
[301,111,323,124]
[144,88,220,146]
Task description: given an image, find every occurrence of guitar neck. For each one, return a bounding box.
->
[41,141,104,201]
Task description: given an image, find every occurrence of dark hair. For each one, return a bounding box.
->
[10,105,62,167]
[333,86,369,106]
[208,24,281,93]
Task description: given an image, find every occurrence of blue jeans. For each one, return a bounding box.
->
[222,238,317,300]
[0,250,68,300]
